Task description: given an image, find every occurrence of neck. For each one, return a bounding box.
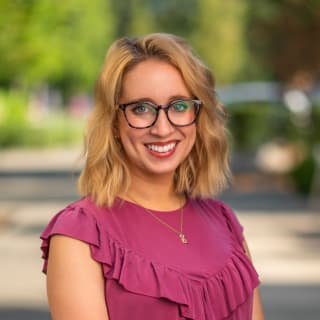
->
[120,171,185,211]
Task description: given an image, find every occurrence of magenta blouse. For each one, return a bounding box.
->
[40,197,259,320]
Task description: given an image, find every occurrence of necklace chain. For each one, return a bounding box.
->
[127,196,188,244]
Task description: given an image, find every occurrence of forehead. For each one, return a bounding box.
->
[120,59,191,103]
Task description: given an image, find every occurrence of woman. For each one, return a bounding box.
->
[41,33,264,320]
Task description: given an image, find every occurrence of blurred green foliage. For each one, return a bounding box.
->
[0,0,114,94]
[228,103,284,151]
[190,1,248,85]
[0,0,253,92]
[0,90,83,148]
[228,102,320,194]
[1,0,319,90]
[228,103,320,151]
[290,154,316,195]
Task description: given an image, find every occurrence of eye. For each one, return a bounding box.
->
[171,101,191,112]
[131,103,155,115]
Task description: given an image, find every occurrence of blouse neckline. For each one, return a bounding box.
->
[115,195,191,215]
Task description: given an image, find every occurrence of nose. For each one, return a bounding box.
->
[149,109,175,136]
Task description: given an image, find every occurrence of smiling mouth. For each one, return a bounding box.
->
[145,142,177,153]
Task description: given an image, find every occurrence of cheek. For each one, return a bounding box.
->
[118,117,132,144]
[118,122,145,154]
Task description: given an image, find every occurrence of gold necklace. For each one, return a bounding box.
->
[127,196,188,244]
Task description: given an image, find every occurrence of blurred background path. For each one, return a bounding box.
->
[0,148,319,320]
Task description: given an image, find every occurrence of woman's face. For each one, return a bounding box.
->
[118,59,197,180]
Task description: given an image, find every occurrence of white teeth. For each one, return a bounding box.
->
[147,142,176,153]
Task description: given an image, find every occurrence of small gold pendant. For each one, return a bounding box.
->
[179,233,188,244]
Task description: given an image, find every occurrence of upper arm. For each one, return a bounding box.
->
[46,235,109,320]
[242,239,265,320]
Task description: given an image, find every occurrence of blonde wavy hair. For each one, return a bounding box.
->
[78,33,230,207]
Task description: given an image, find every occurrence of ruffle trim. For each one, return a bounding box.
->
[40,203,260,320]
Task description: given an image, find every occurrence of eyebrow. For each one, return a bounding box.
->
[128,95,193,104]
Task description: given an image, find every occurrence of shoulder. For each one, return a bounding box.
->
[190,197,232,215]
[40,197,108,273]
[191,197,244,244]
[41,197,101,243]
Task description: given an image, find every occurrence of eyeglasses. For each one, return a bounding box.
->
[118,99,201,129]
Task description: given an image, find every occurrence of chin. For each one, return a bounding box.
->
[141,163,178,177]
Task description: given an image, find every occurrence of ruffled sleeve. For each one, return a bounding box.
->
[40,203,100,273]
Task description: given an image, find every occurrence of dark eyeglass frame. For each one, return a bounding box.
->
[118,99,202,129]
